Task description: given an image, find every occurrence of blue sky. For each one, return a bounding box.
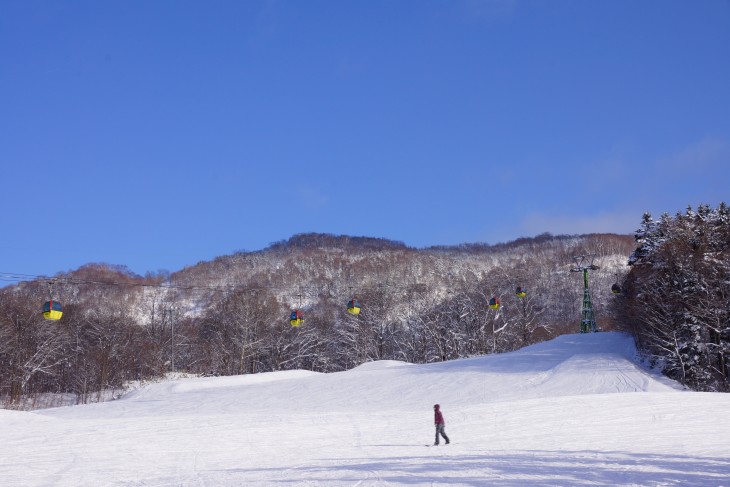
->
[1,0,729,277]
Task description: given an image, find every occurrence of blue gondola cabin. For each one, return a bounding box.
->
[43,300,63,320]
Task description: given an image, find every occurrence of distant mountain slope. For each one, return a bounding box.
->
[0,231,637,407]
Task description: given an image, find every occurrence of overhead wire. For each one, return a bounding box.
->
[0,270,403,298]
[0,270,286,294]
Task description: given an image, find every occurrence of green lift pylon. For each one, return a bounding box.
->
[570,255,599,333]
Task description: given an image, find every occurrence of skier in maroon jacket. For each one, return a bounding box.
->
[433,404,450,445]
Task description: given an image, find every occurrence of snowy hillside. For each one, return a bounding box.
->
[2,332,729,486]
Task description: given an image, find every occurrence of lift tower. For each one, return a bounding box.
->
[570,254,599,333]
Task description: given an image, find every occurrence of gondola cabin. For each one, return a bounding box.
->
[347,299,361,315]
[42,300,63,321]
[290,310,304,327]
[611,283,622,294]
[515,287,526,298]
[488,297,500,309]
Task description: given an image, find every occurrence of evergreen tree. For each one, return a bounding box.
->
[620,203,730,391]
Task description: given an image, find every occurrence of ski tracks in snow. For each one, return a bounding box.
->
[3,333,728,486]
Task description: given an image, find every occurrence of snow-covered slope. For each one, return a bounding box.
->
[2,332,729,486]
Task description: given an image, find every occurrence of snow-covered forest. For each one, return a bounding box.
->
[616,203,730,392]
[1,232,634,408]
[3,202,729,409]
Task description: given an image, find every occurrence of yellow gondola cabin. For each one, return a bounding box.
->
[347,299,361,315]
[290,310,304,327]
[43,300,63,320]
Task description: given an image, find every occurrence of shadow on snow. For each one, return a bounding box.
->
[214,450,730,486]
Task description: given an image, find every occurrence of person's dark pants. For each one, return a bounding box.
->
[435,424,449,445]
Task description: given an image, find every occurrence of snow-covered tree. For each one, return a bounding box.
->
[620,203,730,391]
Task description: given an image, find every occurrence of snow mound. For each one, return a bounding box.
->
[114,332,680,412]
[123,369,321,399]
[166,369,321,393]
[349,360,413,371]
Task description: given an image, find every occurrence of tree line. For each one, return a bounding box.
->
[1,232,634,408]
[615,203,730,391]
